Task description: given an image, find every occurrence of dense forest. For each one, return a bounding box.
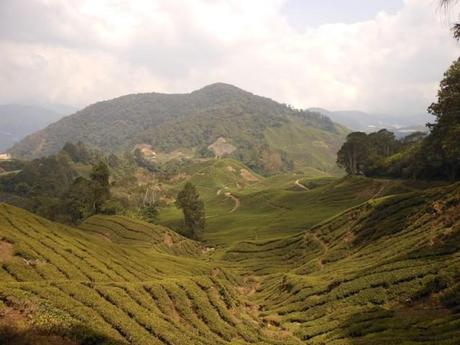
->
[9,83,347,175]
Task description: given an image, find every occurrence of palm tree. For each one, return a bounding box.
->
[441,0,460,39]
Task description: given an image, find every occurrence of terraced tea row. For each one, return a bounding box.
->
[224,183,460,344]
[0,204,299,344]
[0,179,459,344]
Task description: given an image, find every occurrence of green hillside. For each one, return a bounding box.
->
[157,159,425,245]
[1,177,458,344]
[224,182,460,344]
[0,204,297,345]
[8,84,347,174]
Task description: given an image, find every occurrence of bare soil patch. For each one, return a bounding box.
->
[0,307,78,345]
[240,169,258,182]
[164,233,174,247]
[0,241,13,263]
[208,137,236,157]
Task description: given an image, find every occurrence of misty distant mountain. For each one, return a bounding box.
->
[308,108,431,136]
[0,104,73,152]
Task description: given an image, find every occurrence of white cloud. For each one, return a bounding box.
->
[0,0,458,115]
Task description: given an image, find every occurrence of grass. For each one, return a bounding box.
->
[0,169,459,344]
[158,160,414,246]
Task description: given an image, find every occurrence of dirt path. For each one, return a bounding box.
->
[225,192,240,213]
[369,181,389,201]
[311,233,328,269]
[295,179,309,191]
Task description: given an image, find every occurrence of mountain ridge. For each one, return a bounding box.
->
[10,83,347,174]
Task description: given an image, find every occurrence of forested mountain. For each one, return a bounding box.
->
[0,104,68,152]
[9,83,347,174]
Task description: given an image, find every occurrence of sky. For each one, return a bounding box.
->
[0,0,458,116]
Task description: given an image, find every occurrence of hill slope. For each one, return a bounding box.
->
[0,105,67,152]
[223,182,460,344]
[9,84,347,174]
[0,178,459,344]
[0,204,299,345]
[1,180,459,344]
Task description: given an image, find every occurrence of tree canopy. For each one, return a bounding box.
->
[176,182,205,240]
[422,57,460,180]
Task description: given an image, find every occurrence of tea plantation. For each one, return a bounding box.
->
[0,176,459,344]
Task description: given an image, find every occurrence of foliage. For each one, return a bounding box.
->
[336,132,370,175]
[421,57,460,180]
[175,182,205,240]
[140,202,160,223]
[90,161,111,214]
[336,129,429,178]
[0,178,459,344]
[441,0,460,39]
[337,58,460,181]
[62,141,93,163]
[63,177,97,224]
[9,83,346,175]
[0,154,77,197]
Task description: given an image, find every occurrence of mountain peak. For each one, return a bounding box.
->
[192,83,249,96]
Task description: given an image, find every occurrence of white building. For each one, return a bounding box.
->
[0,153,12,160]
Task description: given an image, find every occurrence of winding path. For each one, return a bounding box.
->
[311,233,329,269]
[225,192,241,213]
[295,179,309,191]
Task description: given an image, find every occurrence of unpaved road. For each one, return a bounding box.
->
[225,192,240,213]
[295,179,309,191]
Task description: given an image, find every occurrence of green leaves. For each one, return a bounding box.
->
[176,182,205,240]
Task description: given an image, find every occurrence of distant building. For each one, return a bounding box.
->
[0,153,11,160]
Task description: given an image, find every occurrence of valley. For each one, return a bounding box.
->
[0,73,459,345]
[2,0,460,344]
[0,156,459,344]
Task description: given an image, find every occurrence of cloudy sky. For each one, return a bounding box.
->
[0,0,458,116]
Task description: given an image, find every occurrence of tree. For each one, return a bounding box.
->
[62,141,91,163]
[90,161,111,213]
[368,129,398,157]
[63,177,97,224]
[441,0,460,39]
[423,57,460,180]
[141,202,160,223]
[336,132,369,175]
[175,182,205,240]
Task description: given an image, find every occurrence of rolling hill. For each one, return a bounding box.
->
[0,176,458,344]
[9,84,347,174]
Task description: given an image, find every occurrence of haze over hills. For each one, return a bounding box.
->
[309,108,431,136]
[9,83,348,174]
[0,104,72,152]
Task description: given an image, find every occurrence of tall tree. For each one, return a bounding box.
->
[336,132,369,175]
[63,177,97,224]
[423,57,460,180]
[368,129,398,157]
[90,161,111,213]
[175,182,205,240]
